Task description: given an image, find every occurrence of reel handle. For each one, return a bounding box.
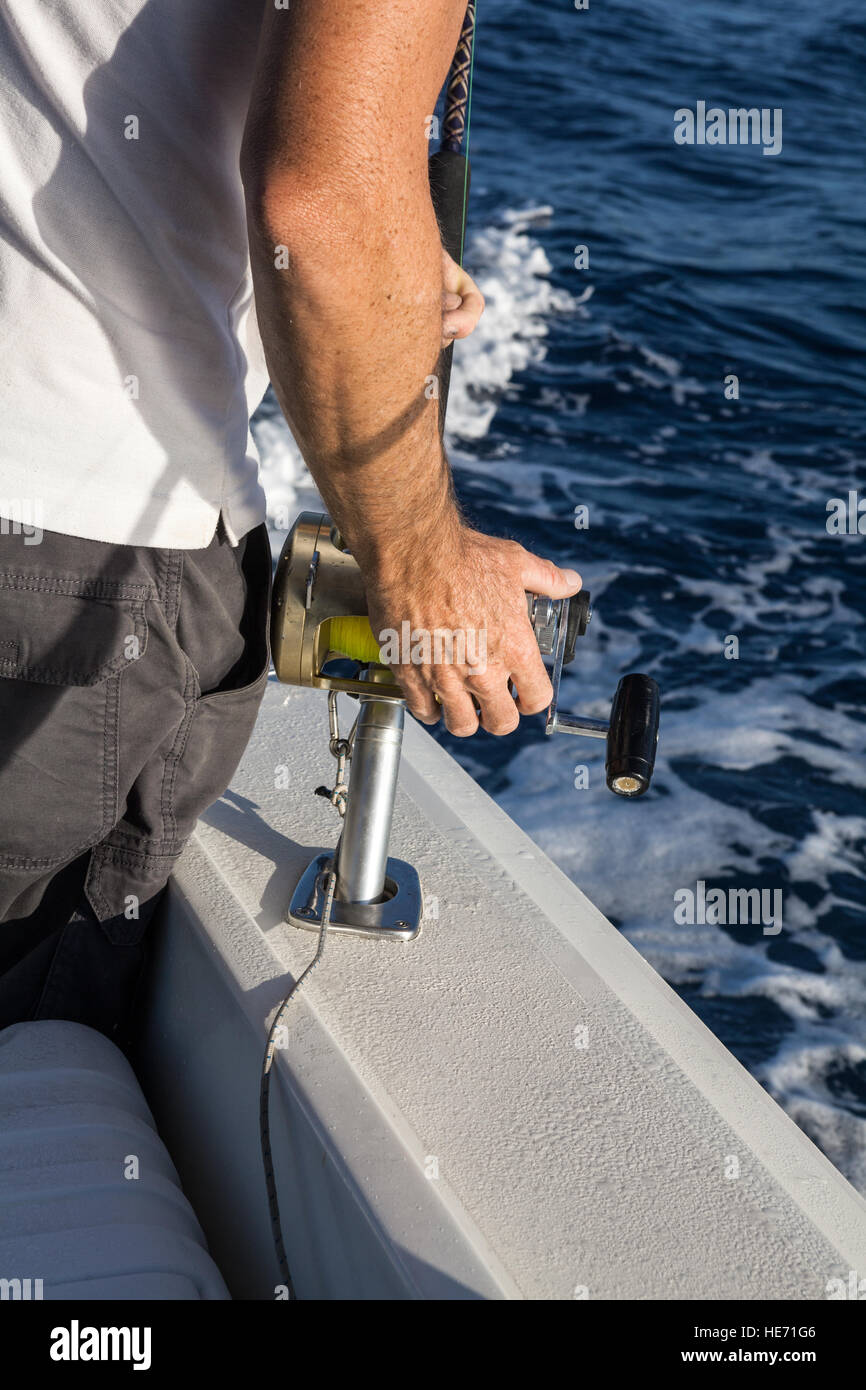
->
[605,674,660,798]
[537,593,660,797]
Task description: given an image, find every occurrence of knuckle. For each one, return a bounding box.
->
[518,691,549,716]
[493,537,521,563]
[516,668,552,710]
[447,718,479,738]
[464,666,506,695]
[410,704,440,725]
[431,671,463,697]
[485,711,520,737]
[510,633,542,667]
[537,557,560,588]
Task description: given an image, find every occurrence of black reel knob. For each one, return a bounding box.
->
[605,674,660,797]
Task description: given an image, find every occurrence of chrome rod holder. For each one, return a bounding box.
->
[334,694,405,904]
[288,683,423,941]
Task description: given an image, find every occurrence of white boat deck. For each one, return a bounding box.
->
[138,677,866,1299]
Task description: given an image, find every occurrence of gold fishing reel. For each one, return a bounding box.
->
[272,511,660,801]
[271,511,402,698]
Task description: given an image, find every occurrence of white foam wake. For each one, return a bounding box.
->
[445,206,576,440]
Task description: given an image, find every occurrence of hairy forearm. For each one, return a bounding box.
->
[241,0,468,579]
[246,175,461,576]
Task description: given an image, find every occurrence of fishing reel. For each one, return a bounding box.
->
[272,513,660,943]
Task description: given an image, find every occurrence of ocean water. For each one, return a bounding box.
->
[252,0,866,1188]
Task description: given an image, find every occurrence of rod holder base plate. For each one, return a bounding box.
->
[288,852,423,941]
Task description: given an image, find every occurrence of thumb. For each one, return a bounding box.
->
[518,548,582,598]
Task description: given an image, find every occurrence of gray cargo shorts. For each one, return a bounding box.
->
[0,518,271,1037]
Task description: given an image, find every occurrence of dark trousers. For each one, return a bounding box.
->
[0,518,271,1040]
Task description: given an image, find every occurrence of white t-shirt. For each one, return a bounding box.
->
[0,0,271,548]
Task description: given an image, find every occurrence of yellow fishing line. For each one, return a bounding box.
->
[326,615,385,665]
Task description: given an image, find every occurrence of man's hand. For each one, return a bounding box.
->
[441,248,484,348]
[366,527,582,736]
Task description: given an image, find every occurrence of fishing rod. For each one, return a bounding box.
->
[429,0,476,425]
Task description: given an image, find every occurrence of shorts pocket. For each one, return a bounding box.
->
[0,579,148,869]
[168,523,271,844]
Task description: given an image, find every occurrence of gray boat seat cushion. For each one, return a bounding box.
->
[0,1020,229,1299]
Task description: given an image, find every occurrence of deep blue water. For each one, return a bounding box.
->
[438,0,866,1183]
[256,0,866,1185]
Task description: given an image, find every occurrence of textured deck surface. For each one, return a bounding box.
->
[145,677,866,1299]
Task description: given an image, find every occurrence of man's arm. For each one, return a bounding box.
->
[241,0,580,736]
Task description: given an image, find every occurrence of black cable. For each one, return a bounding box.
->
[259,868,336,1300]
